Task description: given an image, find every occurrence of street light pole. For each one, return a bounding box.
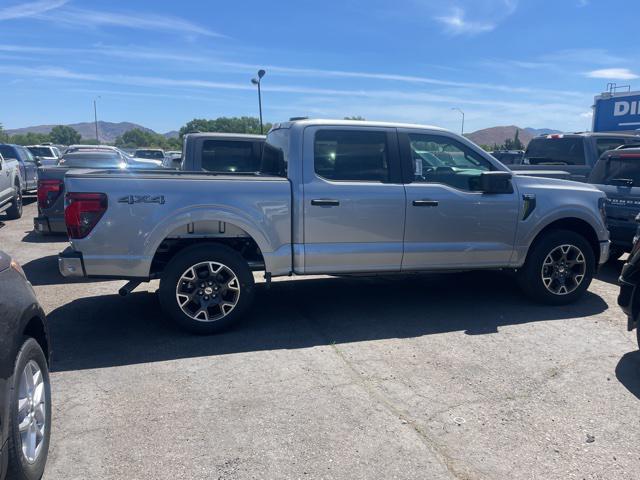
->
[251,70,266,134]
[93,96,101,144]
[452,107,465,135]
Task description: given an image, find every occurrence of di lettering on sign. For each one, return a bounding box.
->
[593,92,640,132]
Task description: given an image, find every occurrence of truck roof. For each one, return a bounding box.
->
[271,118,448,132]
[184,133,266,140]
[534,132,640,139]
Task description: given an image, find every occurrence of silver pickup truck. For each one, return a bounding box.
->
[59,119,611,333]
[0,153,24,220]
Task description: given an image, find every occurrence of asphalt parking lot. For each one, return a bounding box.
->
[1,198,639,479]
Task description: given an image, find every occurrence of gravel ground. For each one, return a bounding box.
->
[2,198,639,480]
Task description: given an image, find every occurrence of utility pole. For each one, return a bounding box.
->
[251,70,266,134]
[93,96,101,144]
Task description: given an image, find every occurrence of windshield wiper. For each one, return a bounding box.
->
[610,177,634,187]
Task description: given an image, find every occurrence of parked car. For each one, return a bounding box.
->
[617,227,640,349]
[589,147,640,260]
[34,150,158,234]
[491,150,524,165]
[134,149,165,166]
[26,145,61,167]
[0,153,24,220]
[58,119,610,333]
[0,144,39,193]
[510,132,639,182]
[163,151,182,169]
[0,250,51,480]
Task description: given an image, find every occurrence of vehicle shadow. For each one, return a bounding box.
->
[22,254,112,286]
[48,271,609,372]
[596,260,623,286]
[21,230,68,244]
[615,351,640,400]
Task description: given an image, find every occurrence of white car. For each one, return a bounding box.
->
[27,145,62,167]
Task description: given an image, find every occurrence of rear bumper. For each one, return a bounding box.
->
[58,247,86,277]
[34,215,67,234]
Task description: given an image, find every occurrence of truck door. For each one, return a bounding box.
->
[399,130,520,270]
[19,147,38,190]
[302,126,406,274]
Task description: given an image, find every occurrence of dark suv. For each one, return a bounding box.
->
[0,251,51,480]
[589,147,640,260]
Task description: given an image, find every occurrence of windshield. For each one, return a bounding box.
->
[135,150,164,160]
[589,156,640,186]
[58,152,126,168]
[525,138,585,165]
[28,147,55,157]
[0,145,17,160]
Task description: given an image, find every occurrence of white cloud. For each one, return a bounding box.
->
[0,0,68,20]
[586,68,639,80]
[435,7,495,35]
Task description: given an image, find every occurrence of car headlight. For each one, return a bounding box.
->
[10,258,26,279]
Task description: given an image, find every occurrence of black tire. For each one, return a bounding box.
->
[517,229,595,305]
[6,337,51,480]
[159,243,255,334]
[5,184,23,220]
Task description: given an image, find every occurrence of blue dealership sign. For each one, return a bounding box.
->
[593,91,640,132]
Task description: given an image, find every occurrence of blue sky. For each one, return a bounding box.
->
[0,0,638,133]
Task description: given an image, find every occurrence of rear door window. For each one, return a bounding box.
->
[525,138,585,165]
[201,140,260,173]
[314,130,389,182]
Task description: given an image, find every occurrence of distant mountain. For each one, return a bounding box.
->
[466,125,539,148]
[6,121,162,144]
[524,127,562,136]
[163,130,179,139]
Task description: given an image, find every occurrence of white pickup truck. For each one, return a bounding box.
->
[59,119,610,333]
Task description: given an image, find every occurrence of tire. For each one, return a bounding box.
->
[159,243,255,334]
[6,337,52,480]
[5,184,23,220]
[517,229,595,305]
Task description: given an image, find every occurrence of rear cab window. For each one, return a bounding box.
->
[200,140,260,174]
[525,137,585,165]
[589,154,640,186]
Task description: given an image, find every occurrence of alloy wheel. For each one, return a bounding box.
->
[541,244,586,295]
[17,360,47,464]
[175,261,241,322]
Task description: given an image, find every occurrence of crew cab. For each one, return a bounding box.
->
[511,132,639,181]
[59,119,610,334]
[0,153,23,220]
[0,144,38,193]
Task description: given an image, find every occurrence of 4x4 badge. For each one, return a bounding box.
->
[117,195,165,205]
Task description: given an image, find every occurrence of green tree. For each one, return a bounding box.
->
[178,116,272,138]
[0,123,8,143]
[9,132,51,145]
[50,125,81,145]
[115,128,169,149]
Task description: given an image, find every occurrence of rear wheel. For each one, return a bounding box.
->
[159,244,255,334]
[517,229,595,305]
[5,184,23,220]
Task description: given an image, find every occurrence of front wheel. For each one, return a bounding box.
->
[7,338,52,480]
[517,229,595,305]
[159,243,255,334]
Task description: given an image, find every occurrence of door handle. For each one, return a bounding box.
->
[311,199,340,207]
[412,199,439,207]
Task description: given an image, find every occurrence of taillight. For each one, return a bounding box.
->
[37,179,63,210]
[65,193,108,239]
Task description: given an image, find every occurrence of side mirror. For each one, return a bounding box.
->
[34,156,43,167]
[480,171,513,194]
